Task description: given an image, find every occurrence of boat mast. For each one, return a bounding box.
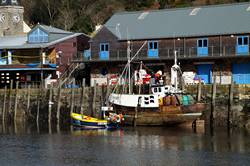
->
[127,40,131,94]
[174,50,178,91]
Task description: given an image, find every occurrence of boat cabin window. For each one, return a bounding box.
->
[153,88,157,93]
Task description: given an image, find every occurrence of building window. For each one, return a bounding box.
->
[197,38,208,56]
[148,41,159,58]
[237,36,249,55]
[99,43,109,60]
[28,28,49,43]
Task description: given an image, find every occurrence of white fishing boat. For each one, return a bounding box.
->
[107,41,205,126]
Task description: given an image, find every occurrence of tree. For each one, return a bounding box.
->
[41,0,60,25]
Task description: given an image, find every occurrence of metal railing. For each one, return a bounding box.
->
[78,45,249,62]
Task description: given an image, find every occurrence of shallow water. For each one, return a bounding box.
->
[0,124,250,166]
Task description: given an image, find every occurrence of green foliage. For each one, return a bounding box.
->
[21,0,242,34]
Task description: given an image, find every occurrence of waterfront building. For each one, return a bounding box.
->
[79,2,250,86]
[0,0,89,88]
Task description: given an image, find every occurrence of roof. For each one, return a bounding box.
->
[29,24,73,35]
[0,23,89,49]
[104,2,250,40]
[0,33,83,49]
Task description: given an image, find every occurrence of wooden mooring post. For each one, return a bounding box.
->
[80,79,85,115]
[36,92,40,132]
[2,86,7,124]
[106,79,110,107]
[210,76,217,129]
[26,85,31,117]
[48,87,53,125]
[8,80,13,119]
[70,79,75,115]
[228,80,234,128]
[197,78,202,102]
[14,81,19,122]
[56,81,62,125]
[92,81,97,117]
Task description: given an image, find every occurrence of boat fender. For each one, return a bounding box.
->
[119,114,124,121]
[84,116,92,120]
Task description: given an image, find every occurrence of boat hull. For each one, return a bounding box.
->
[114,103,206,126]
[71,113,120,129]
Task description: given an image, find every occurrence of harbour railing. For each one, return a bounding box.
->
[76,46,249,62]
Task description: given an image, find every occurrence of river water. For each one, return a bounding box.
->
[0,124,250,166]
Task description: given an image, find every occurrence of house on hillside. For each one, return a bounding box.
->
[81,2,250,86]
[0,0,89,88]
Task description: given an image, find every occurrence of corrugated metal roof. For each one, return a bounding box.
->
[104,3,250,40]
[39,25,73,34]
[0,33,82,49]
[28,24,73,36]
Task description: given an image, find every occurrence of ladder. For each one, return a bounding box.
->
[59,62,80,87]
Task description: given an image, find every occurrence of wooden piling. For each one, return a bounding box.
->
[101,85,105,106]
[228,79,234,128]
[80,79,85,115]
[106,79,110,107]
[56,81,62,125]
[210,76,217,128]
[134,106,138,127]
[26,85,31,117]
[36,93,40,128]
[14,81,19,122]
[2,86,7,124]
[70,79,75,115]
[92,80,97,117]
[197,78,202,102]
[48,87,53,125]
[8,80,13,118]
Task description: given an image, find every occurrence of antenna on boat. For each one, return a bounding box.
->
[171,50,179,92]
[174,50,177,66]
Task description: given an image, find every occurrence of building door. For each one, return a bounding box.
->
[197,64,212,84]
[100,43,109,60]
[232,62,250,84]
[237,36,249,55]
[197,39,208,56]
[148,41,159,58]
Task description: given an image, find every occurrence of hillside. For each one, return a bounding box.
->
[21,0,248,35]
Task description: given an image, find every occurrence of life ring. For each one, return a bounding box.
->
[116,115,121,123]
